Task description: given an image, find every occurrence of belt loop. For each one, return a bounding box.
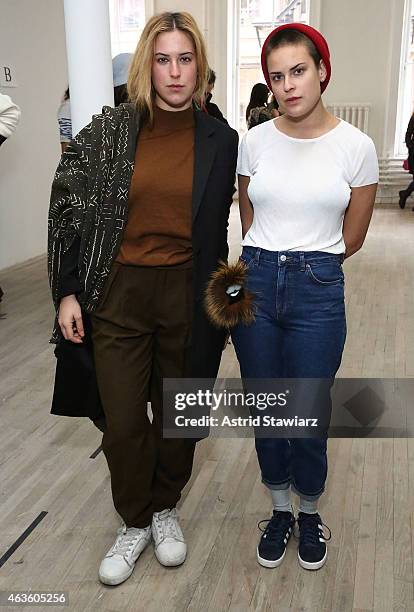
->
[300,252,305,271]
[255,248,261,263]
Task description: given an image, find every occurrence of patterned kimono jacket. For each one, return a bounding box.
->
[48,102,239,420]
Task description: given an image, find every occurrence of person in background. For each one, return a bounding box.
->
[245,82,270,128]
[204,68,228,123]
[57,54,133,153]
[399,111,414,210]
[267,94,280,118]
[112,52,133,106]
[0,92,21,303]
[57,88,71,153]
[247,94,280,129]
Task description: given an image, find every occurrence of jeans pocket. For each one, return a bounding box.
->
[239,252,255,269]
[305,261,344,285]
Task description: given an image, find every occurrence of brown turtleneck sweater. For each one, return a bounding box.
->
[116,105,194,267]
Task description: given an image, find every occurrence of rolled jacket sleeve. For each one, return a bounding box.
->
[48,128,91,309]
[0,93,21,139]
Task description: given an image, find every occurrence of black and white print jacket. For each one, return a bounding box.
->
[48,103,138,342]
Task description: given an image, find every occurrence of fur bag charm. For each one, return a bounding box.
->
[204,260,256,328]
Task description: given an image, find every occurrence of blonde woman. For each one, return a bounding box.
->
[48,12,238,585]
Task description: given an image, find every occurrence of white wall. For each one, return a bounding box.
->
[0,0,68,271]
[320,0,405,157]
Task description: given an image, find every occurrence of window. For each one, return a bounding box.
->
[237,0,310,132]
[396,0,414,156]
[109,0,147,55]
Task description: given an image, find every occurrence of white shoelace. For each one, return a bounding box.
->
[152,509,184,545]
[109,524,149,558]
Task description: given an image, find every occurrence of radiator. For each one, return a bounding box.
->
[369,157,409,204]
[326,103,370,133]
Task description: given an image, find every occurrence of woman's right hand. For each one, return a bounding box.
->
[58,294,85,343]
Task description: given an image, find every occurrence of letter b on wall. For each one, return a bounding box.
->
[0,64,18,87]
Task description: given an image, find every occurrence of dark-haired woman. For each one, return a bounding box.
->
[232,23,378,571]
[245,82,270,126]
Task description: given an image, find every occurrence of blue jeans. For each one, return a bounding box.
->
[231,247,347,500]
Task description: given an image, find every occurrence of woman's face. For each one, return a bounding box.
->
[266,43,326,118]
[152,29,197,112]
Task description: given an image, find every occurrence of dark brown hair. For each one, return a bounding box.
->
[264,29,322,68]
[245,83,269,123]
[207,68,216,85]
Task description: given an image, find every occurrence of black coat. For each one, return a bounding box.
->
[405,114,414,174]
[50,107,239,420]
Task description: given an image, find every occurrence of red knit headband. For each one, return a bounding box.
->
[260,23,331,93]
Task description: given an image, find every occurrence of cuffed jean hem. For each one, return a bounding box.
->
[262,478,291,491]
[291,482,325,501]
[262,478,325,500]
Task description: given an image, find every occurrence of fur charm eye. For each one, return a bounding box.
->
[204,261,256,328]
[226,284,242,297]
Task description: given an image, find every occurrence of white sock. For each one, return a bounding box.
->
[270,488,292,513]
[299,498,318,514]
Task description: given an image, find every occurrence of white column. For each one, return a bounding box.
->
[63,0,114,137]
[226,0,240,130]
[205,0,229,123]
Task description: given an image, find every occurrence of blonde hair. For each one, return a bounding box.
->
[127,12,209,123]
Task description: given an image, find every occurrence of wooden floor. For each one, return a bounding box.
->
[0,206,414,611]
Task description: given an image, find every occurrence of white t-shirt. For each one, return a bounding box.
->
[237,118,379,254]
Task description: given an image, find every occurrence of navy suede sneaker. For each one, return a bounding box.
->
[257,510,295,568]
[297,512,331,570]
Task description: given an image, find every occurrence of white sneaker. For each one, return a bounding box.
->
[98,523,151,585]
[151,508,187,567]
